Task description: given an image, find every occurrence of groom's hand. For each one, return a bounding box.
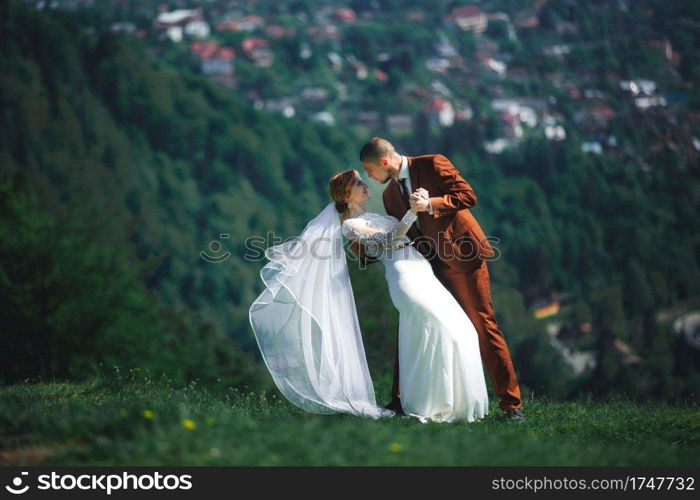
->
[410,190,431,212]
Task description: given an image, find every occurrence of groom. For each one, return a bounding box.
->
[358,137,526,422]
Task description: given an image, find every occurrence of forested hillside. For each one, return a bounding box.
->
[0,2,359,388]
[1,1,698,402]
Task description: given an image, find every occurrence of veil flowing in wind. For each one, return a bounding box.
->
[249,203,391,419]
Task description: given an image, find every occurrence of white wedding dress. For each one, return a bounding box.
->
[342,209,489,423]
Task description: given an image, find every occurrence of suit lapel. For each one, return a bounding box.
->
[407,156,419,194]
[385,179,405,217]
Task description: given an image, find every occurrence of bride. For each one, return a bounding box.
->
[249,169,489,423]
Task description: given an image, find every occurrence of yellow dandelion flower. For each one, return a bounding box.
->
[388,442,402,453]
[182,418,196,430]
[142,409,154,419]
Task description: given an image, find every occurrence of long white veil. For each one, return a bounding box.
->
[249,202,391,419]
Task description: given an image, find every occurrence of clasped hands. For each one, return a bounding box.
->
[409,187,430,214]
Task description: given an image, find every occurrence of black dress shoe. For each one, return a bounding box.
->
[505,409,526,422]
[384,398,406,416]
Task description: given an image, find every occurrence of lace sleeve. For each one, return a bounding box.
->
[342,210,417,258]
[389,209,418,242]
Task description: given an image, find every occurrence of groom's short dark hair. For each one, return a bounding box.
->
[359,137,395,164]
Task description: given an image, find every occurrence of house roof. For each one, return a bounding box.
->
[242,38,270,53]
[449,5,484,19]
[335,8,356,22]
[191,41,235,61]
[216,20,238,32]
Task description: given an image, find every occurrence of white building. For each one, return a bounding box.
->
[483,138,514,154]
[184,20,210,39]
[448,6,488,34]
[545,125,566,141]
[518,106,538,127]
[635,96,667,109]
[166,26,183,43]
[156,9,201,28]
[312,112,335,126]
[619,79,657,96]
[156,8,209,42]
[425,58,451,73]
[581,141,603,155]
[484,58,507,78]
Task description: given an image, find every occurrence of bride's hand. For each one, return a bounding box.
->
[414,187,429,199]
[410,193,429,213]
[392,236,410,249]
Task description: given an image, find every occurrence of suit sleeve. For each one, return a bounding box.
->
[427,154,478,218]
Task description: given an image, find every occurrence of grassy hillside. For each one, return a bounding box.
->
[0,376,697,466]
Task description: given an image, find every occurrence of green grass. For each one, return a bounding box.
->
[1,372,698,466]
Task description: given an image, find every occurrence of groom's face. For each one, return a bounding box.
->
[362,159,392,184]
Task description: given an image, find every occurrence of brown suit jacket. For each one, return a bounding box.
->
[351,154,493,272]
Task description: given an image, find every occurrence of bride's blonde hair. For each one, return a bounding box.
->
[329,169,360,215]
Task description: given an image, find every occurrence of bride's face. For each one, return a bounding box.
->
[347,176,370,206]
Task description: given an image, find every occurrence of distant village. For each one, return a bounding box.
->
[79,0,695,169]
